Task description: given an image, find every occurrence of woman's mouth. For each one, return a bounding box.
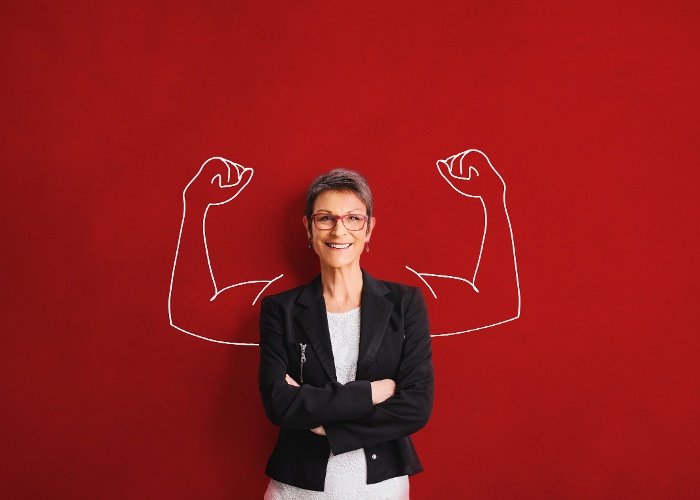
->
[326,243,351,249]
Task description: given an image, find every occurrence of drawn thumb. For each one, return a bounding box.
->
[235,167,254,189]
[436,159,454,180]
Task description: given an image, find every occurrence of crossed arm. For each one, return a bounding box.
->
[258,290,433,455]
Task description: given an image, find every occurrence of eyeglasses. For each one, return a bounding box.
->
[311,213,369,231]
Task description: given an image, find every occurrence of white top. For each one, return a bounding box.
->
[265,307,409,500]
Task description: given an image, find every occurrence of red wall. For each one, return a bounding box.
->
[2,1,699,498]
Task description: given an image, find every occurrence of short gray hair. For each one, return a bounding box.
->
[305,169,373,233]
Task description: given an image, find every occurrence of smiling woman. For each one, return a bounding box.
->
[305,190,374,293]
[258,169,434,498]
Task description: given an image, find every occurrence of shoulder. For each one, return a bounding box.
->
[262,283,306,302]
[364,271,425,308]
[379,278,422,300]
[371,276,430,335]
[260,274,323,312]
[260,283,306,310]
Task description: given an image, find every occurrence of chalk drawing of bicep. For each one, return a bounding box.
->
[168,157,283,346]
[411,149,521,337]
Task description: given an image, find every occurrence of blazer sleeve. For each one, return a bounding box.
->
[258,296,374,429]
[324,287,434,455]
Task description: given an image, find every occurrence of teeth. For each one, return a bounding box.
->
[328,243,351,249]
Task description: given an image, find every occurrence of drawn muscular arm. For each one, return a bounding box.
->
[168,157,282,344]
[409,150,520,335]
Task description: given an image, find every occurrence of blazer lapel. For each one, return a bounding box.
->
[295,275,337,381]
[294,271,393,382]
[357,270,393,380]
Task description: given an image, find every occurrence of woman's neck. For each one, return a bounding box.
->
[321,266,363,313]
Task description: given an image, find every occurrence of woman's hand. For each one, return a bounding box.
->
[285,374,390,433]
[286,374,396,405]
[285,375,326,436]
[370,379,396,405]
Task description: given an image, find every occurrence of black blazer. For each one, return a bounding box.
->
[259,269,434,492]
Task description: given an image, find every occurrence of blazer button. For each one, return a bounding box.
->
[371,454,377,460]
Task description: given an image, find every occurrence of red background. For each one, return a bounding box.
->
[2,1,699,498]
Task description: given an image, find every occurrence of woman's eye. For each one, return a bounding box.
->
[348,215,362,221]
[318,215,333,222]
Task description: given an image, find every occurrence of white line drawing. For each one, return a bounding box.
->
[168,157,282,346]
[405,266,479,298]
[169,149,520,345]
[409,149,521,337]
[212,274,285,304]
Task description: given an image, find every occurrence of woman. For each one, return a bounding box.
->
[259,169,433,499]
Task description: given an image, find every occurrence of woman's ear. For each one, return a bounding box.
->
[302,216,311,240]
[366,216,376,237]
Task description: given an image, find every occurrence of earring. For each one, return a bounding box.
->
[365,241,370,253]
[308,239,312,249]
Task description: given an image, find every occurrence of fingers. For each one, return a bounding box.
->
[437,149,494,199]
[436,159,451,175]
[212,159,254,188]
[222,159,254,185]
[448,151,481,180]
[200,157,232,185]
[436,158,462,194]
[199,157,254,190]
[285,374,300,387]
[449,152,463,176]
[222,162,253,199]
[463,150,493,178]
[438,150,491,179]
[235,166,254,190]
[370,379,396,404]
[205,158,254,206]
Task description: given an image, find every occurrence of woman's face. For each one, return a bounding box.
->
[303,190,375,273]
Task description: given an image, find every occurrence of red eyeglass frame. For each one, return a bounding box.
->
[310,213,369,231]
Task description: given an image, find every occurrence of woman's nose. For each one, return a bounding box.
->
[330,218,347,235]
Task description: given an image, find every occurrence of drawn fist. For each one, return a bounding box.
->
[437,149,505,201]
[184,157,253,207]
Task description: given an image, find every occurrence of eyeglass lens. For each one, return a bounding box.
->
[314,215,366,230]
